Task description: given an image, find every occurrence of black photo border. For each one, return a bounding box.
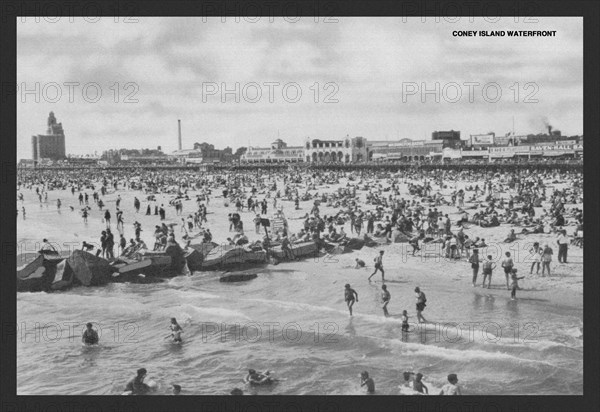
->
[1,1,599,411]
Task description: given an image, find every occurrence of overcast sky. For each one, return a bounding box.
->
[17,17,582,158]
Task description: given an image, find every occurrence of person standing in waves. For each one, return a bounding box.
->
[381,284,391,317]
[81,322,99,345]
[415,287,427,323]
[344,283,359,316]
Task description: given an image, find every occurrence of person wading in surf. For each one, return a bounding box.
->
[415,287,427,323]
[81,322,99,345]
[401,310,410,332]
[381,284,391,317]
[344,283,359,316]
[439,373,461,395]
[413,373,428,394]
[169,318,183,343]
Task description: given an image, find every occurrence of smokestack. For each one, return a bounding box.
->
[547,125,552,135]
[178,119,182,150]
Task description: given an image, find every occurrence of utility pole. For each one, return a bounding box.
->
[178,119,182,151]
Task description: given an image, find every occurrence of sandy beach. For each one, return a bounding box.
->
[18,174,584,300]
[16,172,583,395]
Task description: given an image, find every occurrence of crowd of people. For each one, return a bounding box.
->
[17,163,583,395]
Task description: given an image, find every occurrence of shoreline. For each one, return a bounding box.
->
[17,178,583,306]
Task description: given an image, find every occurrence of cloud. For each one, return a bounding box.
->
[17,17,583,159]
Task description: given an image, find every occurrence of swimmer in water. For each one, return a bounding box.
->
[439,373,461,395]
[172,384,181,395]
[246,369,272,385]
[81,322,99,345]
[169,318,183,343]
[360,371,375,394]
[124,368,151,395]
[230,388,244,395]
[344,284,359,316]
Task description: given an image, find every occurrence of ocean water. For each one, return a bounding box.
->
[16,182,583,395]
[17,266,583,395]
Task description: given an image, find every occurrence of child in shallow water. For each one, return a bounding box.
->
[413,373,428,394]
[439,373,461,395]
[510,269,525,300]
[360,371,375,394]
[401,371,415,388]
[401,310,409,332]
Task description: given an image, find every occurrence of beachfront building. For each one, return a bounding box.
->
[66,155,102,166]
[367,139,444,162]
[171,142,234,164]
[488,140,583,161]
[432,130,462,149]
[304,135,368,163]
[100,147,176,165]
[170,148,202,163]
[31,111,66,164]
[241,139,304,163]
